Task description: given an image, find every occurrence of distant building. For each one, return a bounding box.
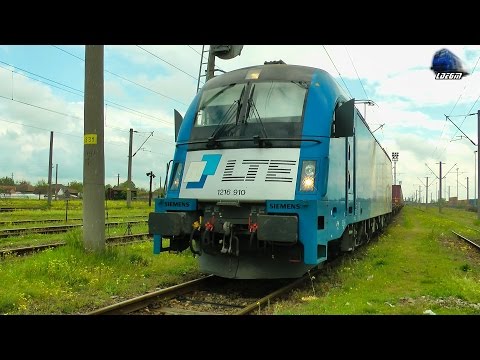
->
[16,183,35,193]
[35,184,82,200]
[0,185,16,195]
[107,184,137,200]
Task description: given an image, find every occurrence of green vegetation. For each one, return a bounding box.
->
[0,222,148,249]
[0,199,151,221]
[274,205,480,315]
[0,199,151,249]
[3,200,480,315]
[0,230,199,314]
[0,199,198,314]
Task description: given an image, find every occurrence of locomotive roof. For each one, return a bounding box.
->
[203,64,332,90]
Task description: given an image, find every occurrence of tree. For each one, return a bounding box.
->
[34,179,48,199]
[16,180,31,186]
[35,179,48,187]
[0,177,14,186]
[69,181,83,193]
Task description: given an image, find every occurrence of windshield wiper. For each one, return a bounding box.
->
[206,85,246,148]
[175,91,244,147]
[245,84,271,147]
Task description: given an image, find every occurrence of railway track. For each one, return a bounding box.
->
[0,233,152,257]
[0,220,147,238]
[88,266,325,315]
[0,215,146,226]
[452,231,480,251]
[0,207,44,212]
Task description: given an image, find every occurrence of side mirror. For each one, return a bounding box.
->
[174,109,183,142]
[332,99,355,138]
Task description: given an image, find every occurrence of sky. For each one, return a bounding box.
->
[0,45,479,201]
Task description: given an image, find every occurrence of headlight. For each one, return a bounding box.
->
[304,164,315,176]
[300,160,316,192]
[169,162,184,191]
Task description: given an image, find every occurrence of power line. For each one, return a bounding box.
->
[51,45,188,107]
[0,60,173,126]
[187,45,202,56]
[437,92,480,159]
[344,45,368,99]
[0,60,83,95]
[136,132,174,145]
[136,45,198,81]
[322,45,353,99]
[104,99,172,125]
[0,94,82,120]
[104,68,188,107]
[0,116,126,148]
[106,125,174,145]
[430,54,480,158]
[0,65,83,99]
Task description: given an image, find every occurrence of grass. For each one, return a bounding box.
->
[0,199,151,249]
[0,229,200,314]
[0,199,150,222]
[273,205,480,315]
[0,199,201,314]
[0,223,149,249]
[4,199,480,315]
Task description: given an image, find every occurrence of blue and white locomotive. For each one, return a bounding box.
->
[149,62,392,279]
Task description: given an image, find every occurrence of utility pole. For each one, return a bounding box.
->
[47,131,53,206]
[127,128,133,208]
[455,168,467,200]
[457,168,458,201]
[445,177,448,199]
[146,171,156,207]
[55,164,58,201]
[426,161,457,212]
[83,45,105,252]
[439,161,443,213]
[467,177,469,202]
[475,150,478,208]
[418,185,422,204]
[117,173,120,186]
[478,109,480,219]
[448,186,450,201]
[426,177,429,209]
[126,130,153,207]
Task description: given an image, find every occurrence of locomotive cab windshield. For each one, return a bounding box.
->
[187,79,309,149]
